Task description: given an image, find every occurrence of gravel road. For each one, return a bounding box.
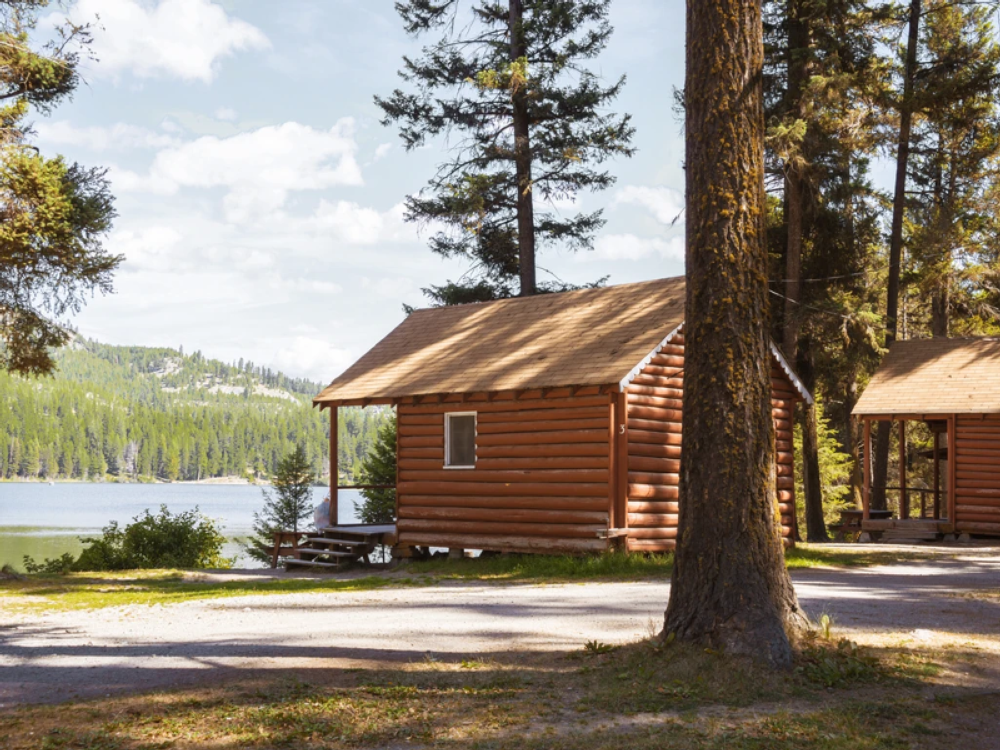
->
[2,551,998,708]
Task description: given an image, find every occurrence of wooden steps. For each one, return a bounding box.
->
[284,525,392,571]
[865,518,946,544]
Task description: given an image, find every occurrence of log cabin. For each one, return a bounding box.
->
[313,276,812,555]
[853,337,1000,539]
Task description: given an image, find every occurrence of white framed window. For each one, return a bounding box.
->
[444,411,477,468]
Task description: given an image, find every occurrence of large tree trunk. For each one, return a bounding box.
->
[509,0,536,296]
[663,0,807,669]
[874,0,921,511]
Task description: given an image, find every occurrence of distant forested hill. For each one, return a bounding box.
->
[0,337,390,483]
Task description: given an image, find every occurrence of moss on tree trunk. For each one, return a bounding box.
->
[663,0,808,669]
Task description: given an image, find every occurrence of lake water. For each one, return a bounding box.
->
[0,483,362,569]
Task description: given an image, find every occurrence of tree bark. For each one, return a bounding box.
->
[797,351,828,541]
[873,0,921,511]
[782,0,808,366]
[781,0,827,541]
[802,407,826,539]
[509,0,536,296]
[664,0,807,669]
[931,287,949,337]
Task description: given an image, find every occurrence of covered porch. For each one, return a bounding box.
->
[860,414,956,540]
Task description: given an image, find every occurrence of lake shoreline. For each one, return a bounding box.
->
[1,477,334,487]
[0,484,360,569]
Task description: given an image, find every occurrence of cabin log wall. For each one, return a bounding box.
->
[954,414,1000,535]
[624,333,798,553]
[396,386,612,554]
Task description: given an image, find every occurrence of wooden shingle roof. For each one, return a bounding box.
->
[853,337,1000,416]
[314,277,687,406]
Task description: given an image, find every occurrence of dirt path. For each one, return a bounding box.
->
[2,552,998,709]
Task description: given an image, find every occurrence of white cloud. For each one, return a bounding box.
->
[107,165,179,195]
[110,226,185,271]
[35,120,181,151]
[587,233,685,262]
[373,142,392,161]
[302,200,411,246]
[361,275,421,299]
[117,119,363,222]
[214,107,238,121]
[271,336,353,382]
[58,0,269,83]
[614,185,685,225]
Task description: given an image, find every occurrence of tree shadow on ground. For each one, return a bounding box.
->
[1,640,996,750]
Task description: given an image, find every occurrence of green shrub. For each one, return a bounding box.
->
[78,505,231,570]
[24,506,232,573]
[22,552,77,575]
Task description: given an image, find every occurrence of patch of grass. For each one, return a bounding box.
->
[0,659,968,750]
[505,703,923,749]
[570,635,932,714]
[0,570,414,612]
[784,545,931,569]
[405,549,675,581]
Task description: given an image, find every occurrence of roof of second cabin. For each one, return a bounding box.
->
[853,337,1000,416]
[314,277,687,405]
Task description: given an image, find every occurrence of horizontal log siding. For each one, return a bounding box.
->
[954,415,1000,536]
[396,387,612,554]
[625,336,684,553]
[624,334,798,552]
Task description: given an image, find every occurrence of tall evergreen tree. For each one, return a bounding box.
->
[376,0,634,304]
[907,0,1000,338]
[664,0,806,667]
[763,0,889,538]
[873,0,922,511]
[0,1,120,376]
[245,445,315,564]
[355,416,398,524]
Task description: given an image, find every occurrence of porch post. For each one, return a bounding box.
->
[947,414,957,524]
[898,420,908,519]
[330,406,339,527]
[862,418,871,521]
[932,430,940,520]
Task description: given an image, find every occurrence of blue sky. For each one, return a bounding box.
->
[37,0,687,382]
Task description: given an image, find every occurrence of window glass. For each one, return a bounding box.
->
[447,414,476,467]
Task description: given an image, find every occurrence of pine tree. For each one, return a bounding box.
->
[376,0,634,303]
[0,0,120,376]
[244,445,316,564]
[763,0,892,539]
[355,416,397,524]
[907,0,1000,338]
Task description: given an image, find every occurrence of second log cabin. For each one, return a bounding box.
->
[313,276,812,554]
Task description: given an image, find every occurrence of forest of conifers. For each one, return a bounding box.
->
[0,338,389,483]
